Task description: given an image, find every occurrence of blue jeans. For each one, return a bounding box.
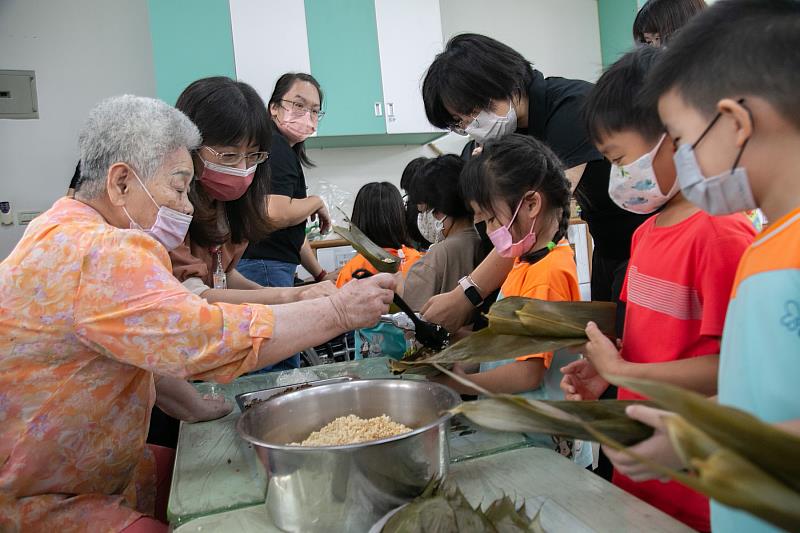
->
[238,259,301,371]
[237,258,298,288]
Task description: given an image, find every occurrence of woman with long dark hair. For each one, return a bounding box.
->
[169,76,334,306]
[238,73,331,292]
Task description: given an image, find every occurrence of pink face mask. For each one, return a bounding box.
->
[198,158,257,201]
[488,196,537,258]
[276,113,316,144]
[122,169,192,251]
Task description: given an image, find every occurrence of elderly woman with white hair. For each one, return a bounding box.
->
[0,95,395,532]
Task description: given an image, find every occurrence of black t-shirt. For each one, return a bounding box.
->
[243,125,307,264]
[462,70,649,260]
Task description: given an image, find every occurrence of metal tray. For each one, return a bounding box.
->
[234,376,356,411]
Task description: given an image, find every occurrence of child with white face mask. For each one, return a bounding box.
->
[400,155,482,313]
[564,46,756,532]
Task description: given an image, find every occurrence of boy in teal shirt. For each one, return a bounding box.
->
[587,1,800,531]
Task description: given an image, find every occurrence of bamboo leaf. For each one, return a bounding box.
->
[334,224,399,273]
[452,397,654,446]
[516,300,616,338]
[390,328,585,375]
[576,401,800,532]
[607,375,800,492]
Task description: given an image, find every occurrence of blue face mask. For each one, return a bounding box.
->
[673,99,756,216]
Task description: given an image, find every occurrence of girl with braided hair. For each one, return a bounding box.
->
[433,133,591,467]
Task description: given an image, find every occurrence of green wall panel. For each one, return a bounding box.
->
[148,0,237,105]
[305,132,445,149]
[304,0,386,136]
[598,0,639,68]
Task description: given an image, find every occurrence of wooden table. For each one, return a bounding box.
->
[174,447,692,532]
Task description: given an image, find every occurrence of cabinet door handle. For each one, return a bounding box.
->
[386,102,394,117]
[374,102,383,117]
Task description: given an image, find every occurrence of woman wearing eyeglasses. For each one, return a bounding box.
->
[237,73,331,308]
[168,76,335,309]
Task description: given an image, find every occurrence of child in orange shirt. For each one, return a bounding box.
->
[336,182,421,359]
[435,134,590,465]
[336,182,421,287]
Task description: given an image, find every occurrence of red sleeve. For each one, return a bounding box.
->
[697,226,754,337]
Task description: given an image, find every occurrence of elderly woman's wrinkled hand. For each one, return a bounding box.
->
[298,280,338,300]
[329,273,396,330]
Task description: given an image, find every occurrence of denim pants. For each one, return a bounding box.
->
[237,258,301,371]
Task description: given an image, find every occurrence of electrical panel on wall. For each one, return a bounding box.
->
[0,70,39,119]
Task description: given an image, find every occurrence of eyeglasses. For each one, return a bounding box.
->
[200,146,269,167]
[448,113,479,136]
[280,99,326,121]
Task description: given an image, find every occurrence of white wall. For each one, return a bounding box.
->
[0,0,601,257]
[0,0,156,259]
[305,0,602,215]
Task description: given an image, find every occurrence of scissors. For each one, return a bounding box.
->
[352,268,449,350]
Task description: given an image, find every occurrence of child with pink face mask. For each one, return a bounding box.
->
[433,134,591,467]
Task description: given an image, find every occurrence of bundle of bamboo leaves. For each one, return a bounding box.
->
[332,224,800,529]
[379,478,543,532]
[388,296,616,374]
[440,366,800,531]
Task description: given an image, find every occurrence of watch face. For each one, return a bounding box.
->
[464,286,482,306]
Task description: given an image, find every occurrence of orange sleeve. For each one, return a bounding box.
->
[400,246,423,277]
[335,255,376,288]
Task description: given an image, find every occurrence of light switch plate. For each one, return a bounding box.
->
[0,70,38,119]
[17,210,42,226]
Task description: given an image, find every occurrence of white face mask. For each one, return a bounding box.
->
[122,169,192,251]
[417,209,446,244]
[608,135,678,214]
[465,101,517,144]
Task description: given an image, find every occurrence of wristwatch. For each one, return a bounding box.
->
[458,276,483,307]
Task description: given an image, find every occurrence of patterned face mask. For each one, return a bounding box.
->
[608,135,677,214]
[417,209,446,244]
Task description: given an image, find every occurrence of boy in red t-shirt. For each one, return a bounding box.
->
[560,46,755,531]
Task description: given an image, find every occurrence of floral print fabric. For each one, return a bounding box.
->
[0,198,273,532]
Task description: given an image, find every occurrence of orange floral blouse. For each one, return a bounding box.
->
[0,198,274,532]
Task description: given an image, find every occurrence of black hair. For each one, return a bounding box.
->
[633,0,706,45]
[460,134,571,256]
[351,182,411,249]
[68,161,81,190]
[400,157,428,191]
[408,155,472,220]
[584,46,664,146]
[422,34,534,130]
[641,0,800,130]
[269,73,323,168]
[176,76,273,246]
[400,157,431,248]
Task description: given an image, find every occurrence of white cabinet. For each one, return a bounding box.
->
[374,0,443,134]
[229,0,311,105]
[228,0,445,145]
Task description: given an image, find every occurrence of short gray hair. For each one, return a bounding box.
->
[77,95,202,198]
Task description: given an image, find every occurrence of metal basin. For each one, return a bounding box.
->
[237,378,461,532]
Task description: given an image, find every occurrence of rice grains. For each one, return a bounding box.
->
[291,414,412,446]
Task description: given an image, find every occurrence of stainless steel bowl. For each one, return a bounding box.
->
[237,378,461,532]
